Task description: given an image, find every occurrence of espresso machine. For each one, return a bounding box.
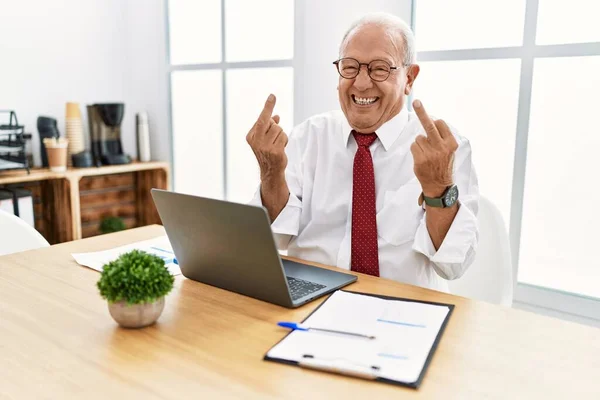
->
[87,103,131,166]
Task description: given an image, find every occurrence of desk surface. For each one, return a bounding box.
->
[1,225,599,399]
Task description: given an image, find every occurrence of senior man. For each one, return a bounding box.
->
[247,12,479,292]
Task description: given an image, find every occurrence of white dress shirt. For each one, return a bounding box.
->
[250,107,479,292]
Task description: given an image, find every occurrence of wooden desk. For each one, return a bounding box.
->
[1,226,599,399]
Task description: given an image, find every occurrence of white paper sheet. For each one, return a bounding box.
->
[266,291,450,384]
[72,235,181,276]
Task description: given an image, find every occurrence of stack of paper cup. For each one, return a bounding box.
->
[65,102,85,166]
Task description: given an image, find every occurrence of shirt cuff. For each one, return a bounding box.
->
[249,186,302,236]
[412,201,478,278]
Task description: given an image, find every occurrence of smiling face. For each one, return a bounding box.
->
[337,24,418,133]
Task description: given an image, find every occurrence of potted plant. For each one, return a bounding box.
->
[97,250,175,328]
[99,216,126,234]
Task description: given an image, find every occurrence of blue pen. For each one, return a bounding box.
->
[150,247,178,265]
[278,321,376,340]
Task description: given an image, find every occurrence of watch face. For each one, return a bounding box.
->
[444,185,459,206]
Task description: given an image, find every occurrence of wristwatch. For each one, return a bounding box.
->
[419,185,459,208]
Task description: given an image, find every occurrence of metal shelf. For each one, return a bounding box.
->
[0,110,30,174]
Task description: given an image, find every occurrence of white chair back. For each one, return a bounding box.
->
[0,209,50,256]
[448,195,513,306]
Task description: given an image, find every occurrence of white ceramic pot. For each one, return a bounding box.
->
[108,297,165,328]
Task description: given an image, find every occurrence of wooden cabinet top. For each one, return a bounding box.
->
[0,161,170,185]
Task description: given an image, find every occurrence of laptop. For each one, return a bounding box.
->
[151,189,357,308]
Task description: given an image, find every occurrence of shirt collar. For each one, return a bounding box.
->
[341,107,409,151]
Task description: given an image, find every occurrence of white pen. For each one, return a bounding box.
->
[299,355,380,380]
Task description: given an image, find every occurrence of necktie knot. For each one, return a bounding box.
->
[352,131,378,148]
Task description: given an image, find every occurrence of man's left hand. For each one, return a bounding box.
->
[410,99,458,198]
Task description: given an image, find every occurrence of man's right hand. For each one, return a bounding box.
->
[246,94,288,181]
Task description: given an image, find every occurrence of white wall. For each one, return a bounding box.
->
[0,0,170,166]
[0,0,410,165]
[123,0,170,163]
[294,0,413,123]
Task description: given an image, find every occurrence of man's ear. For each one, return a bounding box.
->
[404,64,420,96]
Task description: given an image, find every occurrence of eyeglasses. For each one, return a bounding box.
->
[333,57,400,82]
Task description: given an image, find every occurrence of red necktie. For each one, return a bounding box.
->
[351,131,379,277]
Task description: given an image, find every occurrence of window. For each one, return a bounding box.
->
[536,0,600,45]
[414,59,521,225]
[415,0,526,51]
[167,0,294,202]
[413,0,600,315]
[519,56,600,298]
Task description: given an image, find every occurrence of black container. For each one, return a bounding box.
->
[37,116,59,167]
[72,151,93,168]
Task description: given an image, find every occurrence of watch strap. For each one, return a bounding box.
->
[422,193,445,208]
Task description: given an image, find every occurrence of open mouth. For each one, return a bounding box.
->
[352,95,379,106]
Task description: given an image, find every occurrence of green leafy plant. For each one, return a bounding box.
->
[99,216,126,234]
[97,250,175,305]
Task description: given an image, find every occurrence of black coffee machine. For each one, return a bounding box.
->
[87,103,131,166]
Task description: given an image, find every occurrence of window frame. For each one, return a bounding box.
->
[165,0,295,199]
[412,0,600,320]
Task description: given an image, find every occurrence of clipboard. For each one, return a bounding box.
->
[264,290,454,389]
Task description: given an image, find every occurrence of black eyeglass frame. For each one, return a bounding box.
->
[332,57,407,82]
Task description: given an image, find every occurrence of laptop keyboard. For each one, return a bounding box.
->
[286,276,326,301]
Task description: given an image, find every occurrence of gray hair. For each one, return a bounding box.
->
[339,12,416,66]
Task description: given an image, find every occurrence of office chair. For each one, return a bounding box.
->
[448,195,514,306]
[0,209,50,256]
